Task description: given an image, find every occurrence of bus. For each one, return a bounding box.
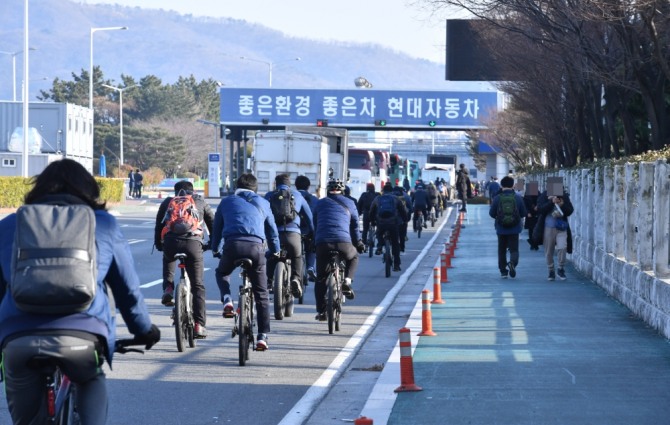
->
[347,148,379,200]
[372,150,391,191]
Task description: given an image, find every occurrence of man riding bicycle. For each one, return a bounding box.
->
[295,175,319,281]
[370,182,408,272]
[312,179,365,321]
[392,185,412,252]
[357,182,379,251]
[264,174,314,298]
[154,180,214,339]
[411,183,430,232]
[211,174,280,350]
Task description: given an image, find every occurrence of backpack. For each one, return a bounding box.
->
[376,194,397,222]
[11,203,97,314]
[161,194,202,240]
[269,188,297,225]
[496,192,521,228]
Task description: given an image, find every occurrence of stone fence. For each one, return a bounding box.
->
[528,161,670,338]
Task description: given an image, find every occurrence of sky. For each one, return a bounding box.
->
[84,0,461,64]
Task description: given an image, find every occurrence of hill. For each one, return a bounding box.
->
[0,0,462,101]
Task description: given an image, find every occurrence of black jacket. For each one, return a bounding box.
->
[532,191,574,253]
[154,192,215,248]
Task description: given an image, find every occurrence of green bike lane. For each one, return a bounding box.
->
[361,204,670,425]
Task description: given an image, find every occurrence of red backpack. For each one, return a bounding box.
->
[161,195,202,240]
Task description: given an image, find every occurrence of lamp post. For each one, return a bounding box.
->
[89,26,128,111]
[0,48,36,101]
[239,56,301,87]
[101,84,134,166]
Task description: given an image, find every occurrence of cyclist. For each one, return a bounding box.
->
[427,181,440,219]
[154,180,214,339]
[357,182,379,251]
[211,173,280,350]
[0,159,160,425]
[295,175,319,282]
[392,185,412,252]
[264,174,314,298]
[370,182,408,271]
[411,183,430,232]
[313,179,365,321]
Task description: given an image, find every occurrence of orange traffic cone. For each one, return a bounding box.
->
[394,327,423,392]
[354,416,374,425]
[440,253,449,283]
[418,290,437,336]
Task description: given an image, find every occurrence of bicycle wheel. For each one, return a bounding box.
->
[326,273,336,334]
[284,264,295,318]
[185,277,195,348]
[174,281,187,352]
[417,216,423,238]
[273,262,286,320]
[384,238,392,278]
[431,212,436,227]
[367,227,375,258]
[238,291,250,366]
[335,268,344,332]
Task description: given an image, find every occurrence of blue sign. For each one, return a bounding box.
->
[209,153,220,162]
[220,88,498,129]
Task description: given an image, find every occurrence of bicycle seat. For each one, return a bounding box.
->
[234,258,253,270]
[27,355,59,374]
[174,253,188,261]
[328,250,341,261]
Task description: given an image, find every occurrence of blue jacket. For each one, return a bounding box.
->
[264,185,314,235]
[489,189,528,234]
[298,189,318,235]
[211,189,280,254]
[0,210,152,365]
[412,189,430,209]
[313,194,361,244]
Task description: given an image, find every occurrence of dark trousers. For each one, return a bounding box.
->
[314,242,359,313]
[458,191,467,211]
[376,223,401,267]
[266,231,303,284]
[398,221,408,251]
[361,213,372,244]
[163,236,207,326]
[497,233,520,272]
[3,334,107,425]
[215,240,270,335]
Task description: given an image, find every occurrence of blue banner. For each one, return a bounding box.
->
[219,88,497,129]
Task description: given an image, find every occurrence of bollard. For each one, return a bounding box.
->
[440,254,448,283]
[418,290,437,336]
[432,267,445,304]
[354,416,374,425]
[394,327,423,392]
[444,249,453,268]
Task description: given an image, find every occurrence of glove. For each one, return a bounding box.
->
[137,324,161,350]
[356,240,366,254]
[213,251,222,259]
[202,240,211,252]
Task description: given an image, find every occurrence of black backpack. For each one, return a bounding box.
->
[11,202,97,314]
[496,192,521,228]
[270,188,297,225]
[376,194,397,223]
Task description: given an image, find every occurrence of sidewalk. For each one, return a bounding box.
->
[364,204,670,425]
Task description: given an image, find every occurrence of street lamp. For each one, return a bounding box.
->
[101,84,134,166]
[354,76,373,88]
[0,47,36,101]
[89,26,128,111]
[239,56,301,87]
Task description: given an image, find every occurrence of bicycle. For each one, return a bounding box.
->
[367,222,376,258]
[324,250,346,334]
[230,258,262,366]
[381,229,392,278]
[414,211,424,238]
[172,252,195,352]
[31,337,146,425]
[273,248,295,320]
[429,208,436,227]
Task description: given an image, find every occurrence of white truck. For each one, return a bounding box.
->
[422,163,456,200]
[252,127,348,198]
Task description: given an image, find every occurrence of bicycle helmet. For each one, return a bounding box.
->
[327,179,345,193]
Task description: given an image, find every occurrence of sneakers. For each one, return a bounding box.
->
[393,264,402,272]
[508,262,516,278]
[315,311,327,321]
[256,334,268,351]
[291,279,302,298]
[548,270,556,281]
[222,295,235,318]
[501,270,509,279]
[342,278,355,300]
[161,284,174,306]
[307,267,316,282]
[375,248,382,255]
[557,268,567,280]
[194,323,207,339]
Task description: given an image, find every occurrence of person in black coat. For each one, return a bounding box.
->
[532,189,574,281]
[523,192,540,250]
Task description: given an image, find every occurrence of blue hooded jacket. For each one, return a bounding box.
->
[0,210,153,365]
[211,189,281,254]
[313,193,361,244]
